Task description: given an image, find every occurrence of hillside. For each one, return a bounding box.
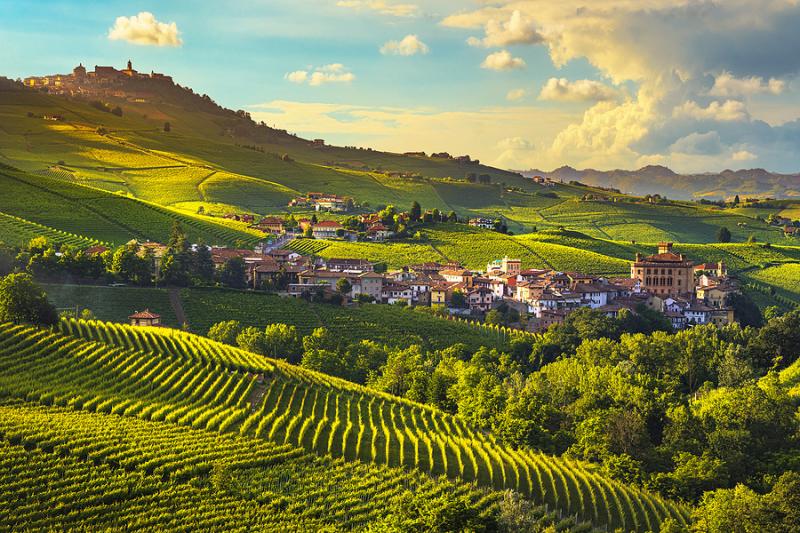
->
[2,78,794,244]
[521,165,800,201]
[0,318,689,531]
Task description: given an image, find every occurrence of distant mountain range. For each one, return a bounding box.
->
[519,165,800,200]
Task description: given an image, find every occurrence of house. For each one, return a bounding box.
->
[351,272,384,301]
[535,309,569,331]
[486,256,521,276]
[440,269,473,284]
[468,217,494,230]
[467,287,494,313]
[382,283,413,304]
[710,307,735,327]
[684,301,713,325]
[631,242,695,297]
[696,283,739,309]
[312,220,343,239]
[430,283,451,306]
[129,309,161,327]
[367,223,392,241]
[326,258,374,273]
[254,217,285,234]
[84,245,109,256]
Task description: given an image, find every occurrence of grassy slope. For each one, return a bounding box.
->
[0,165,261,246]
[1,86,790,245]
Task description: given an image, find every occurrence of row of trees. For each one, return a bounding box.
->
[1,224,265,290]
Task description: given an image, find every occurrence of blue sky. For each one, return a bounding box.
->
[2,1,799,173]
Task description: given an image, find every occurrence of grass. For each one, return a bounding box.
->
[741,264,800,304]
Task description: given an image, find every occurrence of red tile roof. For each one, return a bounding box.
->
[128,309,160,319]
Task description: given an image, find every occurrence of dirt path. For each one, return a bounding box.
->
[168,288,188,329]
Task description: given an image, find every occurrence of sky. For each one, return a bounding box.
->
[2,0,800,173]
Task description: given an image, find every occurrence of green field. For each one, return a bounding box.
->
[1,85,794,246]
[42,283,179,326]
[0,319,688,531]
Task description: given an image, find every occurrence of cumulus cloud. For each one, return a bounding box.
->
[506,88,527,101]
[285,64,355,86]
[709,71,785,97]
[481,50,525,71]
[538,78,621,102]
[336,0,418,17]
[440,1,800,171]
[466,10,543,48]
[669,131,723,155]
[673,100,750,122]
[380,35,429,56]
[108,12,181,47]
[732,149,758,161]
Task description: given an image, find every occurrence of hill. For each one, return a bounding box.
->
[521,165,800,201]
[3,76,795,244]
[0,318,689,531]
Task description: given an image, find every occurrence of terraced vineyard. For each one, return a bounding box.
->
[0,166,261,247]
[0,319,689,531]
[0,211,102,248]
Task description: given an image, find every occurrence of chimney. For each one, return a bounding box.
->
[658,242,673,254]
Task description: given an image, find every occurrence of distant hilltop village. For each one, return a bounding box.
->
[23,60,173,101]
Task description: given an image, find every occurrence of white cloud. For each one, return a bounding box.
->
[538,78,620,102]
[108,12,181,47]
[673,100,750,122]
[709,71,785,97]
[285,64,355,86]
[336,0,418,17]
[506,88,527,101]
[732,149,757,161]
[466,10,543,48]
[481,50,525,71]
[285,71,309,84]
[380,35,429,56]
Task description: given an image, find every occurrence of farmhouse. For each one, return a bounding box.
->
[468,217,494,230]
[253,217,285,234]
[312,220,343,239]
[129,309,161,327]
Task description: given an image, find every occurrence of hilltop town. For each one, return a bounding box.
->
[24,60,173,101]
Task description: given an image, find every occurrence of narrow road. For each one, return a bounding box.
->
[168,288,189,329]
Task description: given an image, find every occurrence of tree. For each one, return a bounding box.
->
[192,243,215,285]
[236,326,265,354]
[727,292,762,328]
[336,277,352,297]
[163,121,171,132]
[409,201,421,222]
[0,273,58,326]
[161,223,192,286]
[219,257,247,289]
[263,323,302,363]
[111,106,123,117]
[450,290,466,308]
[208,320,241,345]
[110,243,151,285]
[717,226,732,243]
[303,225,313,238]
[733,194,740,205]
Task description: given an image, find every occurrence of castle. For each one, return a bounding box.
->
[23,60,173,99]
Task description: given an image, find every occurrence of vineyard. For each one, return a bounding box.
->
[0,211,102,248]
[0,166,261,247]
[0,319,689,531]
[179,288,515,351]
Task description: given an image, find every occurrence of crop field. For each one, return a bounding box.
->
[287,238,443,268]
[179,288,513,351]
[0,211,101,248]
[0,166,261,246]
[741,264,800,304]
[0,320,687,531]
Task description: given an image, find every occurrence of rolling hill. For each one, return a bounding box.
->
[0,318,689,531]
